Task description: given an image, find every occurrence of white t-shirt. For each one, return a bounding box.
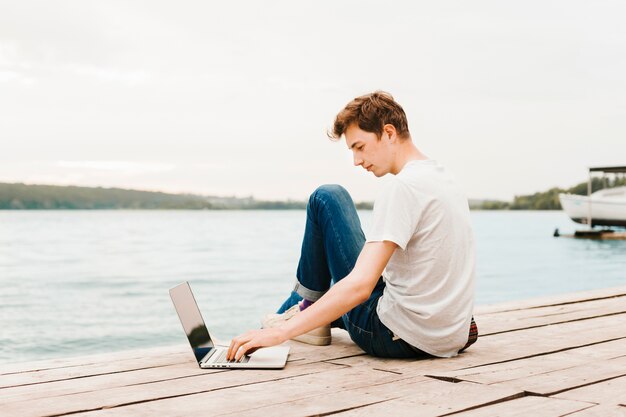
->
[366,159,476,358]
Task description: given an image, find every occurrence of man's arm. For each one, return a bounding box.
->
[280,240,397,340]
[227,240,398,360]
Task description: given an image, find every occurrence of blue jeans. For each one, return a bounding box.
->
[277,184,429,359]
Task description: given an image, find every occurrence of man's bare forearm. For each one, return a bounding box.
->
[280,273,369,340]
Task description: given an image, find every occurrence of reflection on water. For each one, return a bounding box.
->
[0,210,624,364]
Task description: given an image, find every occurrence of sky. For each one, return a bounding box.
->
[1,0,625,202]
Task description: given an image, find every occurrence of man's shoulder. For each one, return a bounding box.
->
[395,162,448,193]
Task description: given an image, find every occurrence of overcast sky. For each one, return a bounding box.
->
[1,1,625,201]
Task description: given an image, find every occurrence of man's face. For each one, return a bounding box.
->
[345,124,392,177]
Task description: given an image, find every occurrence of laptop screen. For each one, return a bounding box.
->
[169,282,214,361]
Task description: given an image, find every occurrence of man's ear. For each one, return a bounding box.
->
[383,124,398,142]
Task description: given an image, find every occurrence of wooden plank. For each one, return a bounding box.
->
[427,338,626,385]
[0,344,189,375]
[0,336,235,376]
[0,351,196,389]
[313,380,522,417]
[490,355,626,396]
[420,396,594,417]
[0,329,362,390]
[67,376,521,417]
[329,312,626,376]
[466,312,626,366]
[553,375,626,406]
[565,404,626,417]
[0,362,214,403]
[3,287,626,417]
[3,285,613,374]
[0,331,362,403]
[477,295,626,335]
[81,364,430,417]
[475,285,626,315]
[0,360,343,417]
[230,379,520,417]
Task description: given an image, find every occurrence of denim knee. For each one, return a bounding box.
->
[309,184,350,207]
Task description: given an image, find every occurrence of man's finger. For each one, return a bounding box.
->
[236,342,254,361]
[227,337,241,361]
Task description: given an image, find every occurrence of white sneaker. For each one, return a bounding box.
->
[262,304,332,346]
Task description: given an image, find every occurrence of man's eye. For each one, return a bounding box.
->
[358,146,364,151]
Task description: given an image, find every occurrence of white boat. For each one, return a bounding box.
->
[559,186,626,227]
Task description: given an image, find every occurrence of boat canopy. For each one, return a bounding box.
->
[589,166,626,173]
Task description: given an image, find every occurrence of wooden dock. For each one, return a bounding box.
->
[2,285,626,417]
[556,229,626,240]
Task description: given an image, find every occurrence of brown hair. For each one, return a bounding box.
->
[329,91,410,141]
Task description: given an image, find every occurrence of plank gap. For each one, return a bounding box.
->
[319,353,366,362]
[0,364,93,377]
[322,361,352,367]
[425,375,463,383]
[523,391,549,397]
[531,308,587,319]
[372,368,403,375]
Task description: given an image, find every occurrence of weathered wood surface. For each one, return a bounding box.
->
[1,286,625,417]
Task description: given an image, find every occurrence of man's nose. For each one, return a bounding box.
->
[353,154,363,166]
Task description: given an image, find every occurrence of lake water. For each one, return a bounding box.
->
[1,210,625,365]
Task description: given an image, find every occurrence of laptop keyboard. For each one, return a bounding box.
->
[209,348,250,364]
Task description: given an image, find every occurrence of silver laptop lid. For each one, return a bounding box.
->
[169,282,214,363]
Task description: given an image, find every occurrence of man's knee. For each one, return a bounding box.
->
[309,184,350,204]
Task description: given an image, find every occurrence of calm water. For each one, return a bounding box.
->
[1,210,625,365]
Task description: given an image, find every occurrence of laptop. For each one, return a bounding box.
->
[169,281,290,369]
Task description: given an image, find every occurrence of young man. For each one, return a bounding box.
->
[227,91,477,361]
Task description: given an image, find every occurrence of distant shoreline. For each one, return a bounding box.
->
[0,182,371,210]
[2,179,623,211]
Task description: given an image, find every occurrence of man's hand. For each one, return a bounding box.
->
[226,327,288,361]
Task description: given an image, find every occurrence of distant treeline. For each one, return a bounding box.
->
[2,178,625,211]
[0,183,374,210]
[474,177,626,210]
